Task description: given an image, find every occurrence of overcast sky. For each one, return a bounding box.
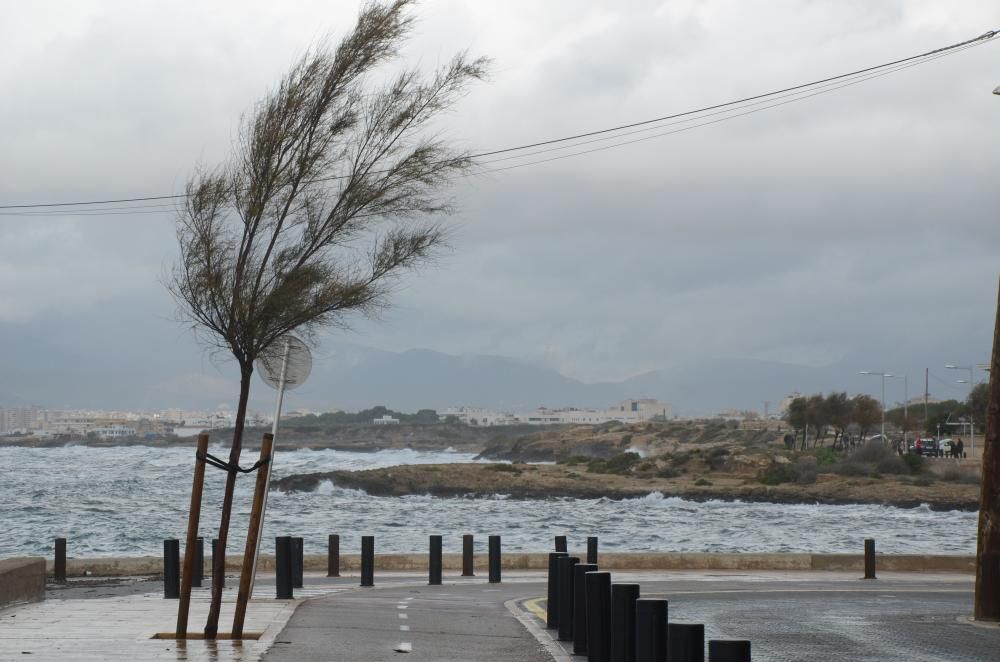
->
[0,0,997,411]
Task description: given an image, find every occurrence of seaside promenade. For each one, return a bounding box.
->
[3,567,1000,661]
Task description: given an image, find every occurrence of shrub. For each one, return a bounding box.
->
[875,455,910,475]
[938,467,980,485]
[706,447,730,471]
[832,462,868,477]
[695,478,713,486]
[759,463,798,485]
[902,453,924,473]
[603,452,642,474]
[658,466,681,479]
[815,447,837,466]
[670,452,692,467]
[557,456,591,466]
[485,463,521,474]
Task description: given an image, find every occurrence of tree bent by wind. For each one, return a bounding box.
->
[167,0,487,637]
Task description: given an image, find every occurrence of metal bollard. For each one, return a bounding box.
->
[211,538,224,588]
[546,552,568,629]
[488,535,502,583]
[361,536,375,587]
[429,535,443,585]
[462,534,475,577]
[585,571,612,662]
[276,536,293,599]
[327,534,340,577]
[54,538,67,584]
[708,640,751,662]
[587,536,599,565]
[193,537,204,588]
[557,556,581,641]
[635,598,668,662]
[572,563,599,654]
[555,535,568,553]
[292,537,304,588]
[610,583,640,662]
[163,539,180,599]
[668,623,705,662]
[864,538,876,579]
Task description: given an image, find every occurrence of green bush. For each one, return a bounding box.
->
[759,463,798,485]
[670,452,692,467]
[658,466,681,479]
[814,447,836,466]
[902,453,924,473]
[706,447,730,471]
[602,452,642,474]
[875,456,910,475]
[557,455,591,466]
[695,478,713,486]
[485,463,521,474]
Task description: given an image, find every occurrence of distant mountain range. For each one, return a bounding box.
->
[291,342,863,417]
[0,318,879,416]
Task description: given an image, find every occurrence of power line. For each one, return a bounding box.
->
[0,26,995,213]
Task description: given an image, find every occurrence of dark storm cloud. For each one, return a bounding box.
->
[0,0,997,410]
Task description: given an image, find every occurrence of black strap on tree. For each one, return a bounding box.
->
[196,451,270,475]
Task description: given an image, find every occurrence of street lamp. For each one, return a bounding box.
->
[860,371,892,441]
[946,364,976,458]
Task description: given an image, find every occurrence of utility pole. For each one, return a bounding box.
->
[924,368,930,422]
[975,276,1000,620]
[763,401,770,429]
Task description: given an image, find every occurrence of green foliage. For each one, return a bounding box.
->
[587,452,642,475]
[695,478,713,486]
[705,447,730,471]
[902,453,924,473]
[814,447,837,466]
[485,463,521,474]
[670,452,692,467]
[657,466,681,479]
[760,460,817,485]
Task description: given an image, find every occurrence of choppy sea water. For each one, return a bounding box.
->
[1,445,977,559]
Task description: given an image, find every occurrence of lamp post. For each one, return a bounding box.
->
[947,364,976,458]
[860,371,892,441]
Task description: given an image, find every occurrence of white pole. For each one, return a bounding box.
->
[248,339,291,598]
[969,367,975,459]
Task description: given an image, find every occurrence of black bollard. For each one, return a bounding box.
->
[488,535,501,584]
[193,537,204,588]
[54,538,67,584]
[555,535,568,553]
[275,536,293,599]
[462,534,475,577]
[163,539,180,599]
[668,623,705,662]
[556,556,581,641]
[546,552,568,629]
[635,598,668,662]
[211,538,224,588]
[587,536,599,565]
[586,571,612,662]
[429,535,443,585]
[292,537,304,588]
[327,534,340,577]
[361,536,375,587]
[610,583,640,662]
[708,640,751,662]
[864,538,876,579]
[572,563,599,654]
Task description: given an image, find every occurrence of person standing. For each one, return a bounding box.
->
[955,438,965,460]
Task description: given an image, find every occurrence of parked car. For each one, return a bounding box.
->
[939,438,955,457]
[910,438,942,457]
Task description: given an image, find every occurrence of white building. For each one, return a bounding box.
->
[93,424,137,439]
[373,415,400,425]
[443,399,672,427]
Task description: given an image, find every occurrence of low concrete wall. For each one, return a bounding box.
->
[43,552,976,577]
[0,557,46,609]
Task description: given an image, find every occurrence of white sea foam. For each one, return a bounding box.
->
[0,445,978,559]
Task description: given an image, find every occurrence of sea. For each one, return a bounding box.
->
[1,445,978,559]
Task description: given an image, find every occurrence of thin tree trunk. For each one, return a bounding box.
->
[205,365,253,638]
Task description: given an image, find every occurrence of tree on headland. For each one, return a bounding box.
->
[167,0,488,637]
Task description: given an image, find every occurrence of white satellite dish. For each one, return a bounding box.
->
[248,334,312,598]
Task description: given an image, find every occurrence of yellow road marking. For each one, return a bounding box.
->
[522,597,547,621]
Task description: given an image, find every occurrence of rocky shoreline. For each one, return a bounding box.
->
[272,462,979,511]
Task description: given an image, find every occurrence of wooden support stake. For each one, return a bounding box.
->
[976,276,1000,620]
[176,433,209,638]
[232,434,274,637]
